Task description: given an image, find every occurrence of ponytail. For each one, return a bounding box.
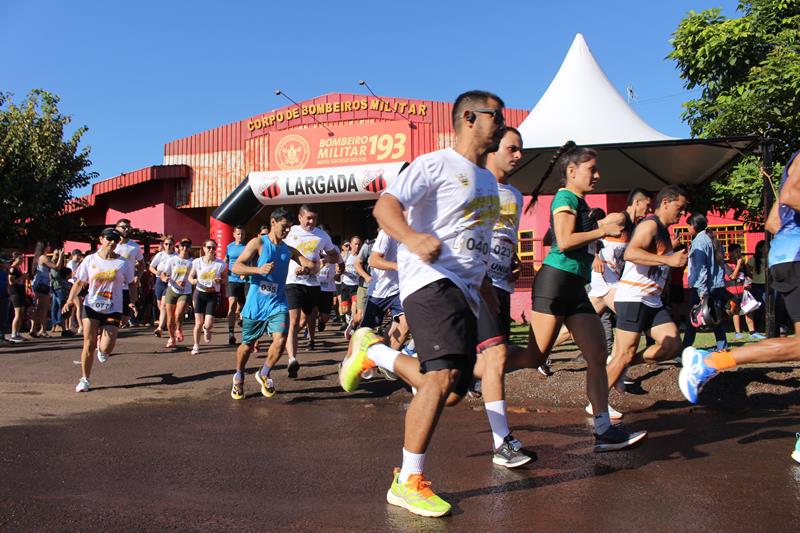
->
[525,140,575,214]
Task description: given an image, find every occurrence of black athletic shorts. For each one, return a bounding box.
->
[318,290,334,315]
[81,306,122,327]
[10,284,25,308]
[615,301,673,333]
[477,294,505,353]
[770,262,800,323]
[286,284,321,314]
[494,285,512,339]
[193,290,217,316]
[532,265,595,317]
[122,289,130,317]
[340,284,358,304]
[228,281,247,303]
[403,279,477,397]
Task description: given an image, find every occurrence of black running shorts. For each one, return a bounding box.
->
[317,290,334,315]
[10,284,25,308]
[403,279,477,397]
[193,290,217,316]
[615,301,673,333]
[286,284,321,315]
[477,294,505,353]
[531,265,595,317]
[494,285,512,339]
[340,284,358,304]
[228,282,247,303]
[770,261,800,323]
[81,306,122,328]
[122,289,130,317]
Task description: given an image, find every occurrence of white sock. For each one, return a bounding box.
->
[399,448,425,483]
[366,343,399,372]
[594,412,611,434]
[485,400,510,449]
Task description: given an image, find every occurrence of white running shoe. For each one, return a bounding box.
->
[8,334,24,343]
[191,344,200,355]
[75,377,90,393]
[96,348,108,363]
[585,403,623,420]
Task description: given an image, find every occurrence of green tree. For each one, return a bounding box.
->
[0,89,97,247]
[669,0,800,224]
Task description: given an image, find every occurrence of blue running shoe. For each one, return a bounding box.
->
[678,347,717,403]
[792,433,800,464]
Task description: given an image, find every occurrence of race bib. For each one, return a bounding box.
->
[455,230,490,257]
[259,282,278,296]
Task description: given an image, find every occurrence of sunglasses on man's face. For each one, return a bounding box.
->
[205,245,216,250]
[179,243,190,247]
[471,108,505,125]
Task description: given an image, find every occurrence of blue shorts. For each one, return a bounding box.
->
[359,293,404,329]
[241,312,289,344]
[155,279,168,300]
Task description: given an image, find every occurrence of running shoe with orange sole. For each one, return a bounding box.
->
[386,468,451,518]
[339,328,381,392]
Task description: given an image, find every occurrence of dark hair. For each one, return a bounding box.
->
[627,188,651,206]
[179,237,192,246]
[524,141,597,213]
[686,212,708,233]
[727,243,742,255]
[655,185,687,207]
[589,207,606,223]
[500,126,522,142]
[754,240,766,274]
[116,218,131,226]
[233,225,245,231]
[270,207,290,223]
[298,204,318,215]
[451,90,505,129]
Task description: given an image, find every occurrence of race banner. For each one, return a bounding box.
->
[247,161,408,205]
[269,121,411,170]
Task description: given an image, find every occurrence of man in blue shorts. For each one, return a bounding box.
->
[229,208,318,400]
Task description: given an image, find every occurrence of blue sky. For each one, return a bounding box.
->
[1,0,740,195]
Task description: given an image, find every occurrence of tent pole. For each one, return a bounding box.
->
[762,138,777,338]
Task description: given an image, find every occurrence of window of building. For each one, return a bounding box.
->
[516,230,538,290]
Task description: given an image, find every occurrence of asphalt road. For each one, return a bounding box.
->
[1,324,799,531]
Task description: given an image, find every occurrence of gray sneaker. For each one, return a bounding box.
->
[492,434,534,468]
[593,425,647,452]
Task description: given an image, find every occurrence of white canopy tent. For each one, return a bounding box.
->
[509,34,760,195]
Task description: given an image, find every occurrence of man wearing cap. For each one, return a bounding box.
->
[114,218,143,326]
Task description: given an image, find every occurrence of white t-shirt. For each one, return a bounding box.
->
[367,230,400,299]
[341,253,360,286]
[319,262,337,292]
[74,252,135,315]
[284,225,337,286]
[164,255,194,295]
[192,257,227,293]
[384,148,500,315]
[150,251,175,273]
[487,182,523,294]
[114,240,144,269]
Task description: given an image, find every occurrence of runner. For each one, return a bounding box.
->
[504,140,647,451]
[606,186,688,393]
[316,257,337,332]
[340,236,362,339]
[679,148,800,463]
[8,252,27,342]
[229,208,318,400]
[225,226,247,344]
[148,235,175,337]
[284,204,339,378]
[113,218,143,326]
[350,236,374,339]
[162,238,193,348]
[62,228,134,392]
[339,90,506,517]
[188,239,227,355]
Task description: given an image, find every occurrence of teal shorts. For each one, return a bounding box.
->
[241,312,289,344]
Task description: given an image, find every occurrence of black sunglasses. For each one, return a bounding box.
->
[179,242,191,247]
[471,108,505,124]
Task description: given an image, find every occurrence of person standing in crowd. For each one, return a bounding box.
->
[29,242,60,338]
[683,213,729,351]
[8,252,27,342]
[149,235,175,337]
[163,238,194,348]
[726,243,765,340]
[65,250,84,333]
[229,207,318,400]
[680,147,800,463]
[49,259,73,336]
[283,204,339,378]
[339,235,362,339]
[113,219,143,326]
[351,236,374,340]
[63,228,134,392]
[746,239,768,330]
[225,226,247,344]
[189,239,228,355]
[0,257,10,343]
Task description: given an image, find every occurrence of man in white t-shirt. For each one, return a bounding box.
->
[358,229,407,349]
[283,204,339,378]
[113,218,143,324]
[339,90,505,518]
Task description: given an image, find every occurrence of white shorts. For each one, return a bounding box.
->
[588,269,620,298]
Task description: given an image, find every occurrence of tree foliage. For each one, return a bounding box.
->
[669,0,800,224]
[0,89,97,247]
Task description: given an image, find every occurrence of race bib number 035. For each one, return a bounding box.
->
[259,282,278,296]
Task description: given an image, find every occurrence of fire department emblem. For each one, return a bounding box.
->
[275,134,310,170]
[362,169,387,194]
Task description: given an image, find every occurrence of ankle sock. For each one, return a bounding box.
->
[594,412,611,435]
[366,343,399,372]
[233,371,243,384]
[260,364,271,377]
[484,400,510,449]
[399,448,425,483]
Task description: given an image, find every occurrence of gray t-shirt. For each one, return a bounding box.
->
[357,240,374,288]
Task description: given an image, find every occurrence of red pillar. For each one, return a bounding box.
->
[210,217,234,317]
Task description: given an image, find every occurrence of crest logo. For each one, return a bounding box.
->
[258,176,281,199]
[362,169,387,194]
[455,173,470,187]
[275,134,310,170]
